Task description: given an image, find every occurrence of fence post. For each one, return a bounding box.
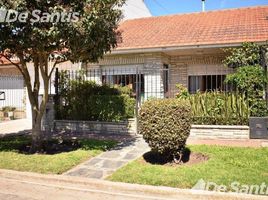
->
[54,68,60,120]
[135,67,140,135]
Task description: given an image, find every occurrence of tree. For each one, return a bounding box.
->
[223,42,262,68]
[0,0,125,152]
[223,42,268,117]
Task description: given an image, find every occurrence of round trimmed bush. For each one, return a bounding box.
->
[139,98,192,161]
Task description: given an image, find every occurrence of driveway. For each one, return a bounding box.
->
[0,119,31,136]
[0,170,266,200]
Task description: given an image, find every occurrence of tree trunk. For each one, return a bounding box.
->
[29,88,49,153]
[13,53,55,153]
[31,110,43,153]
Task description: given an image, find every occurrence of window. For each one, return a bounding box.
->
[188,75,227,94]
[102,74,144,93]
[163,64,169,95]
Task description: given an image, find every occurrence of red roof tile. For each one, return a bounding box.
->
[117,6,268,50]
[0,57,12,65]
[0,67,21,76]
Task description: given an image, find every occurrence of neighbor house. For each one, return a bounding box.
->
[121,0,152,20]
[85,6,268,100]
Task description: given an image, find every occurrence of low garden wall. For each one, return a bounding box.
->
[0,110,26,120]
[53,119,137,135]
[190,125,250,140]
[51,119,249,139]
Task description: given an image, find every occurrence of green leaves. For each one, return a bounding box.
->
[223,42,268,117]
[0,0,125,63]
[55,78,135,122]
[139,99,192,158]
[223,42,261,68]
[224,65,267,117]
[189,92,250,125]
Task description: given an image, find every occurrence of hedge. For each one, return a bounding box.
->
[55,80,135,122]
[139,98,192,161]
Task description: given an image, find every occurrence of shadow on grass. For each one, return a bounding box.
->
[143,148,192,165]
[143,148,209,166]
[0,135,117,155]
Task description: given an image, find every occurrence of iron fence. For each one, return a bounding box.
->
[55,66,171,106]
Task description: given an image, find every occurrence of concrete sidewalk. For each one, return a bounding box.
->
[0,119,31,136]
[187,138,268,148]
[0,169,266,200]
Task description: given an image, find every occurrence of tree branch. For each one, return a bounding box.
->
[0,53,24,75]
[49,60,66,79]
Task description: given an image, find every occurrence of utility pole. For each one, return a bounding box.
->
[202,0,206,12]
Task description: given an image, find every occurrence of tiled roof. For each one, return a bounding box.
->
[0,67,21,76]
[117,6,268,50]
[0,57,12,65]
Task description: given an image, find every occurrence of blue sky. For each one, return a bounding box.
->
[145,0,268,16]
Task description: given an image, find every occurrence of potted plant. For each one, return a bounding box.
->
[2,106,16,121]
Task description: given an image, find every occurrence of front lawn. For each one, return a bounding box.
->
[0,136,117,174]
[108,145,268,190]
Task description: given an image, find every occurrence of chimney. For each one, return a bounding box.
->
[202,0,206,12]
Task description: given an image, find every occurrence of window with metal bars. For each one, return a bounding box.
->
[102,74,144,93]
[188,75,228,94]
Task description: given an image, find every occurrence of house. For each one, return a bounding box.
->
[0,59,80,120]
[121,0,152,20]
[85,6,268,100]
[0,57,26,119]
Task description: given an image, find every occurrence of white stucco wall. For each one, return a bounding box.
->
[122,0,152,20]
[0,76,25,110]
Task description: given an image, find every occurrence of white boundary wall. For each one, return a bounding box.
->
[0,76,25,110]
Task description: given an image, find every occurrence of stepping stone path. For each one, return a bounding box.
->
[64,136,150,179]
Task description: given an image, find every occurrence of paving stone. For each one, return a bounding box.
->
[84,158,103,166]
[64,137,149,179]
[100,151,122,159]
[86,170,104,179]
[128,149,147,155]
[123,153,139,160]
[102,160,127,170]
[66,168,89,176]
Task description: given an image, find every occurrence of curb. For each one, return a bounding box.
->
[0,169,266,200]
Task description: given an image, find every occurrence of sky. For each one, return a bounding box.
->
[145,0,268,16]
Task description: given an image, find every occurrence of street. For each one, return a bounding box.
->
[0,170,266,200]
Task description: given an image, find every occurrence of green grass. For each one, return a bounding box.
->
[108,145,268,189]
[0,136,117,174]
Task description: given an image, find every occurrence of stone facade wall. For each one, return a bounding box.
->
[190,125,250,140]
[53,119,137,135]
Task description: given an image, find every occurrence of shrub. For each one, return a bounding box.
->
[55,80,135,122]
[139,99,192,162]
[190,91,250,125]
[225,65,268,117]
[1,106,16,112]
